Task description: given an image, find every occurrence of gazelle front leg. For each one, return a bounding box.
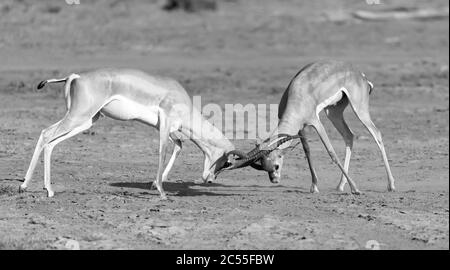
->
[298,129,320,193]
[161,137,182,182]
[201,154,214,183]
[154,116,170,200]
[151,135,182,189]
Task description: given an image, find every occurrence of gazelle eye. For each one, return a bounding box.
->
[274,165,279,170]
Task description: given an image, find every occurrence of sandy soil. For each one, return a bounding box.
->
[0,0,448,249]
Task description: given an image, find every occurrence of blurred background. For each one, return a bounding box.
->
[0,0,448,68]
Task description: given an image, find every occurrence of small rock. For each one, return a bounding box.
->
[358,213,375,221]
[333,208,345,214]
[65,239,80,250]
[53,237,80,250]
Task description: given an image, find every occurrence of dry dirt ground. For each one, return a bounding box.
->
[0,0,448,249]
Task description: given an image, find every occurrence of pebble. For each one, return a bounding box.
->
[65,239,80,250]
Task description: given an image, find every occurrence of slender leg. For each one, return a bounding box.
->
[42,119,93,197]
[311,118,361,195]
[352,108,396,191]
[325,101,354,192]
[201,154,213,183]
[151,135,182,189]
[298,129,320,193]
[154,117,170,200]
[161,137,182,182]
[43,144,55,197]
[20,121,61,192]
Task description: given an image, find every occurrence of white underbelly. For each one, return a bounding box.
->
[101,96,159,126]
[316,89,344,116]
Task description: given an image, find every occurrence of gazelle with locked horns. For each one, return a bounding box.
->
[21,69,234,199]
[219,60,396,194]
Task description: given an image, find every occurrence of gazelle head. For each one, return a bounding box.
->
[260,149,284,183]
[215,134,298,184]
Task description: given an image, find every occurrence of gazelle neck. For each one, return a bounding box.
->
[182,108,234,159]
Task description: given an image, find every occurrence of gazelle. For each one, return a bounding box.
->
[220,60,396,194]
[20,69,234,199]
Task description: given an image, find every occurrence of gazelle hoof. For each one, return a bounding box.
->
[159,194,168,200]
[351,190,362,195]
[387,185,396,192]
[18,185,27,193]
[46,189,55,198]
[194,179,205,185]
[310,185,319,193]
[336,184,346,192]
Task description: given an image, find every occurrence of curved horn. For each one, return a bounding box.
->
[213,149,252,175]
[226,150,248,159]
[269,134,298,149]
[217,134,302,172]
[244,134,301,162]
[246,144,262,158]
[225,135,293,171]
[225,149,258,169]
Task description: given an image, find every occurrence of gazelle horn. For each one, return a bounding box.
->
[222,133,301,171]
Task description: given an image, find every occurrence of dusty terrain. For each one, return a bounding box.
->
[0,0,448,249]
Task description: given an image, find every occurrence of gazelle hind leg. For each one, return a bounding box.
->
[42,118,94,197]
[351,106,396,191]
[310,118,361,195]
[325,99,354,192]
[21,121,61,192]
[298,129,320,193]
